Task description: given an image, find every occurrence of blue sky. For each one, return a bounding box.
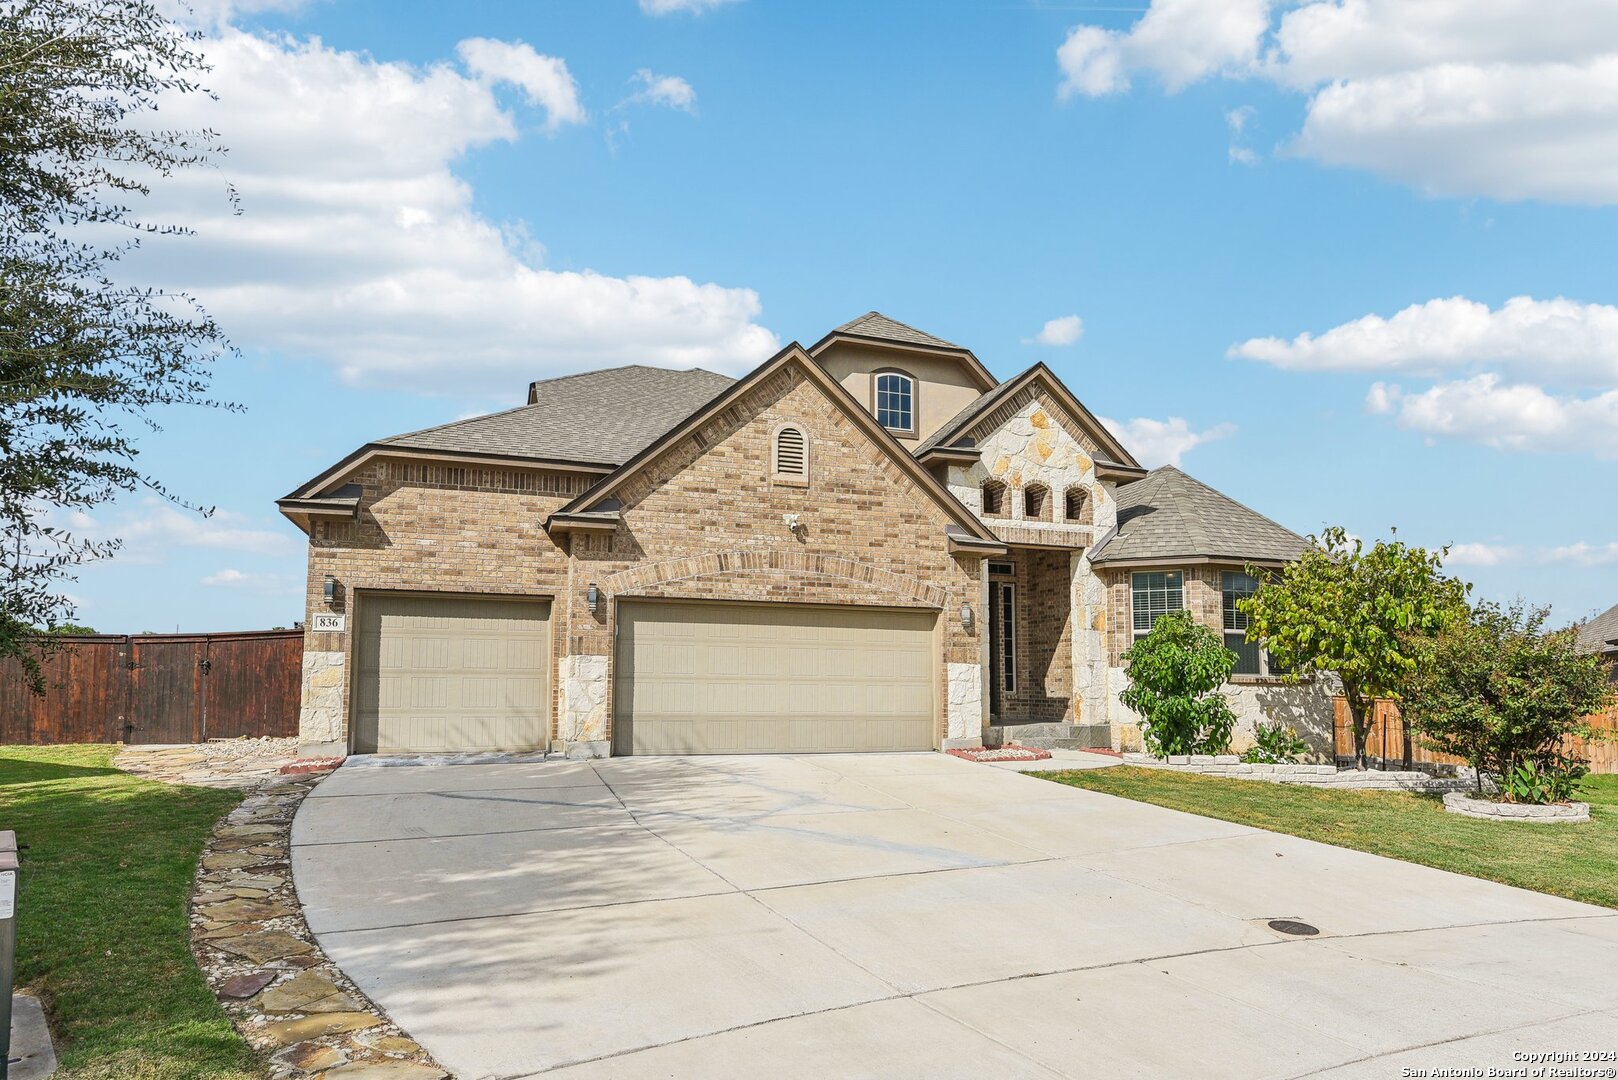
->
[65,0,1618,632]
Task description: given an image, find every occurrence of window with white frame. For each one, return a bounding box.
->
[1221,570,1261,675]
[1131,571,1184,639]
[874,372,915,434]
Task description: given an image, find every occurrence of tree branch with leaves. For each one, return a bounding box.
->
[1,0,236,691]
[1239,527,1469,770]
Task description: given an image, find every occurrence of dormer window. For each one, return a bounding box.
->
[873,371,915,436]
[772,423,809,484]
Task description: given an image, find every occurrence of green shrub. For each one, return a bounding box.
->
[1241,721,1309,764]
[1119,610,1237,757]
[1501,757,1587,805]
[1403,601,1613,803]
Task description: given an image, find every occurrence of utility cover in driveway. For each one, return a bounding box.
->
[613,600,936,754]
[352,594,550,754]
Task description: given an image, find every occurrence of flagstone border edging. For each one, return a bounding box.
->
[188,767,452,1079]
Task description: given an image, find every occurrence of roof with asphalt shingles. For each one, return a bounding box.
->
[1088,466,1308,565]
[833,312,961,350]
[377,365,735,466]
[1576,602,1618,655]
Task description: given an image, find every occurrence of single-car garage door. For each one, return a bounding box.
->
[614,600,936,755]
[353,594,551,754]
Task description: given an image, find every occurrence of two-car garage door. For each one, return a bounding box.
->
[613,601,936,755]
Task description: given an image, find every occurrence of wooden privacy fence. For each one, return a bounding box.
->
[1333,698,1618,774]
[0,630,303,745]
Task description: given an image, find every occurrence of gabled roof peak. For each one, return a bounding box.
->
[832,311,961,350]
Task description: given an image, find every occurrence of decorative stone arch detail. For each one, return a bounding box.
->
[600,550,949,608]
[1064,484,1092,525]
[1023,483,1051,522]
[981,478,1007,517]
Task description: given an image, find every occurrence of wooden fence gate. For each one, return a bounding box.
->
[0,630,303,745]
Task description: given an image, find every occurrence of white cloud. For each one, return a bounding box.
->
[1100,416,1236,468]
[455,38,586,131]
[55,498,298,566]
[201,568,300,593]
[1232,296,1618,386]
[128,27,778,395]
[1058,0,1272,99]
[1024,315,1083,347]
[626,69,697,113]
[1444,542,1518,567]
[1366,375,1618,457]
[1056,0,1618,204]
[1545,542,1618,567]
[1225,105,1258,165]
[1449,540,1618,568]
[639,0,741,14]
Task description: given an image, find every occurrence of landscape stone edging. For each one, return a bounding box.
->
[1442,791,1591,823]
[187,768,450,1079]
[1121,752,1472,793]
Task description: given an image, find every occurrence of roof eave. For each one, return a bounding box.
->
[1087,552,1300,569]
[1095,460,1149,485]
[280,444,616,504]
[916,445,981,466]
[545,511,622,535]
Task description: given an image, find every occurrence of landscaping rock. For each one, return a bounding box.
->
[258,972,345,1014]
[317,1062,447,1080]
[208,898,296,923]
[262,1012,383,1046]
[219,971,277,999]
[274,1043,346,1072]
[211,929,313,963]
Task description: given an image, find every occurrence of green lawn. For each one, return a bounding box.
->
[0,745,264,1080]
[1044,766,1618,910]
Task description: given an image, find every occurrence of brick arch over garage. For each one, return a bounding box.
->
[600,550,949,610]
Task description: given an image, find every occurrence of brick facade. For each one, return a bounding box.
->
[296,360,985,755]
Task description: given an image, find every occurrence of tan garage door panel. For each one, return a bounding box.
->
[615,601,936,755]
[354,594,551,754]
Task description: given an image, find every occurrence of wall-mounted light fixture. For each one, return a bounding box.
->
[959,602,974,630]
[323,575,337,604]
[586,583,600,614]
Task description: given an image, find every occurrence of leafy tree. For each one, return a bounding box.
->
[1403,602,1613,801]
[1119,610,1237,756]
[1240,527,1469,770]
[1,0,233,692]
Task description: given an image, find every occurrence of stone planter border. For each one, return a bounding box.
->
[1442,791,1590,823]
[187,767,450,1079]
[1122,753,1472,793]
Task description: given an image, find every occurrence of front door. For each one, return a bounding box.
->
[987,580,1015,721]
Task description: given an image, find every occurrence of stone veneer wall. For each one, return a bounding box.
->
[945,391,1120,732]
[1101,565,1337,755]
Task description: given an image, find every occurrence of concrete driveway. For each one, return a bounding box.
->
[291,753,1618,1080]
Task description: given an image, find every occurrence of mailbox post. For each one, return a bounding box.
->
[0,830,16,1080]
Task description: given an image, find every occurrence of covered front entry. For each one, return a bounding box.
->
[352,593,551,754]
[612,599,937,754]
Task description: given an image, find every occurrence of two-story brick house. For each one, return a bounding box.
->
[279,313,1336,759]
